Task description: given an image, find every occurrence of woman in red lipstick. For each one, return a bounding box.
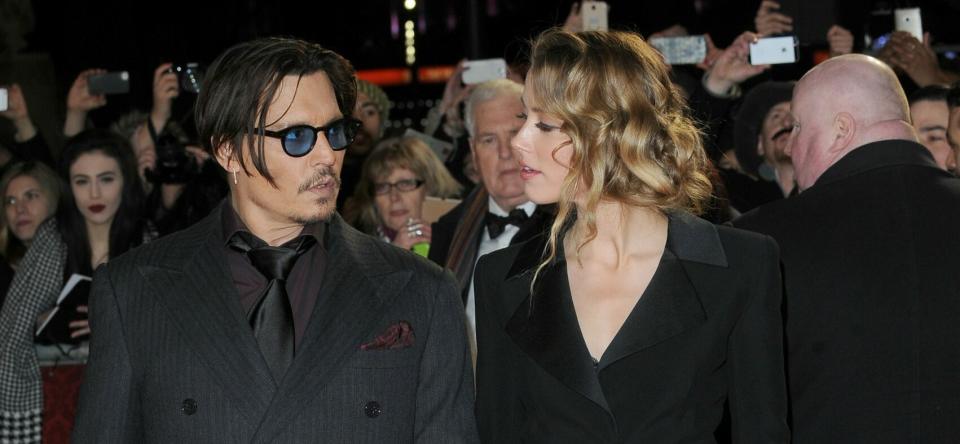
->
[0,129,153,438]
[474,29,789,443]
[346,136,461,256]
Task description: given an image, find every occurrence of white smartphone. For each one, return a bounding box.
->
[462,58,507,85]
[649,35,707,65]
[895,8,923,41]
[749,36,798,65]
[582,1,609,32]
[0,88,7,112]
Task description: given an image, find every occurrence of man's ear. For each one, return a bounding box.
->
[830,112,856,154]
[213,141,239,174]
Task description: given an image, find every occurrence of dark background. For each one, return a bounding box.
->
[2,0,959,152]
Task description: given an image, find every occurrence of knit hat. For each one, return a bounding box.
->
[734,81,794,177]
[356,79,391,135]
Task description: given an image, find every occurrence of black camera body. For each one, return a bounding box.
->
[147,132,199,184]
[169,62,203,93]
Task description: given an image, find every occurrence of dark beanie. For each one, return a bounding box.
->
[734,81,794,177]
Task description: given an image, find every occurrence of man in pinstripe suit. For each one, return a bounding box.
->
[72,37,478,443]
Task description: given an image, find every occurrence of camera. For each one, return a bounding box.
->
[145,120,200,184]
[168,63,203,93]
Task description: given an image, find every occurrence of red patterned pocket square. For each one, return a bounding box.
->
[360,321,415,350]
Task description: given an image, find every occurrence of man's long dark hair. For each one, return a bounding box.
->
[57,129,147,279]
[195,37,357,185]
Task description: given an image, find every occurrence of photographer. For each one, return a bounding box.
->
[128,63,226,235]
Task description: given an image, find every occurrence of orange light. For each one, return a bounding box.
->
[356,68,413,86]
[417,65,456,83]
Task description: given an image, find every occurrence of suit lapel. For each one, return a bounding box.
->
[138,209,276,422]
[251,215,412,443]
[505,239,612,414]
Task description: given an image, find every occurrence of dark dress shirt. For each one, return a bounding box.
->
[221,205,327,348]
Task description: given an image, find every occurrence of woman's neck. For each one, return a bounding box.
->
[86,220,111,267]
[566,201,668,268]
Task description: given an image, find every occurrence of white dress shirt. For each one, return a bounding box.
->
[465,198,537,359]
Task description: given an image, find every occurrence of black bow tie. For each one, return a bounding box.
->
[485,208,530,239]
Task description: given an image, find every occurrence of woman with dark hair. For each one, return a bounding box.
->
[0,128,154,442]
[473,29,788,442]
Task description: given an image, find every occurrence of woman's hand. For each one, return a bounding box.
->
[391,218,432,250]
[69,305,91,339]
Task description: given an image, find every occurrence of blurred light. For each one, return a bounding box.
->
[406,46,416,55]
[404,0,416,11]
[405,29,415,39]
[406,55,416,65]
[405,20,414,30]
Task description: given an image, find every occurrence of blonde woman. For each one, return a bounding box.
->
[347,136,461,254]
[473,29,789,443]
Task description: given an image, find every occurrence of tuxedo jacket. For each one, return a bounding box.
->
[734,140,960,443]
[72,204,479,443]
[429,186,553,300]
[473,211,789,443]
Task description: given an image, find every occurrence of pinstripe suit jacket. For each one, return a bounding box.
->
[72,203,479,443]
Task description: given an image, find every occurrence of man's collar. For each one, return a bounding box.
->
[487,197,536,217]
[221,199,327,249]
[811,139,940,190]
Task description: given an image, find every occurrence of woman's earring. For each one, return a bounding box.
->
[232,170,238,185]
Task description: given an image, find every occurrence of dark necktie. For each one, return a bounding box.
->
[485,208,530,239]
[228,232,315,383]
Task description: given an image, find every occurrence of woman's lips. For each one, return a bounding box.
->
[88,204,106,214]
[390,209,409,218]
[15,219,32,227]
[520,165,541,180]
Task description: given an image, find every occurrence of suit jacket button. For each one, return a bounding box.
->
[181,398,198,416]
[364,401,381,418]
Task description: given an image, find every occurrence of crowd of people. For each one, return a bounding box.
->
[1,1,960,443]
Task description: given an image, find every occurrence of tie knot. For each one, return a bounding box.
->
[485,208,531,239]
[228,232,316,281]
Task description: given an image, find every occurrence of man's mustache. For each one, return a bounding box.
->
[298,167,340,192]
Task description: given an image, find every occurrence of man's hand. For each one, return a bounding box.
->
[439,60,475,136]
[706,31,770,96]
[69,305,91,339]
[881,31,959,87]
[755,0,793,37]
[827,25,854,57]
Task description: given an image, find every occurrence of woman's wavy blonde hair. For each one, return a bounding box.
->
[347,136,462,234]
[528,29,714,283]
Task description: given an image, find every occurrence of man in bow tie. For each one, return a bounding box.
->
[429,79,554,356]
[73,37,478,443]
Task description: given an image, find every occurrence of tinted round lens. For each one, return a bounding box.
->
[283,126,316,156]
[326,122,349,150]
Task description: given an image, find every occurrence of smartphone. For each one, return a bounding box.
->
[582,1,609,32]
[462,58,507,85]
[649,35,707,65]
[750,36,798,65]
[0,88,7,112]
[894,8,923,41]
[87,71,130,95]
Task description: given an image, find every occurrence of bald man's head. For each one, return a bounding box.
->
[788,54,917,190]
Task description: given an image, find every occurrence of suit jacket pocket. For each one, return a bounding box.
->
[347,347,419,369]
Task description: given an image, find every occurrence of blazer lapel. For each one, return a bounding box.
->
[599,211,724,370]
[504,239,612,414]
[250,215,412,443]
[138,209,276,422]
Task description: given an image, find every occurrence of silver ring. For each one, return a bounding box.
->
[415,229,423,237]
